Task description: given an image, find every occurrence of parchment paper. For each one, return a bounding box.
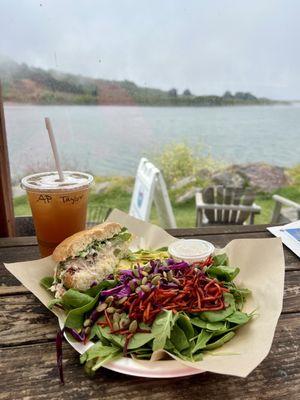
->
[4,209,285,377]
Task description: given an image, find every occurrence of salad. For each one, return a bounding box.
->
[41,248,253,380]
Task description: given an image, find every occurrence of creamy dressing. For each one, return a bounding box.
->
[168,239,215,262]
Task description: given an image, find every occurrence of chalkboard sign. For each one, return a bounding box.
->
[129,158,176,228]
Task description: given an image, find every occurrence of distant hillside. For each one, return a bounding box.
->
[0,59,288,106]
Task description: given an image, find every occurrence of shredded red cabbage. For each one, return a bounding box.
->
[56,329,64,384]
[65,327,85,342]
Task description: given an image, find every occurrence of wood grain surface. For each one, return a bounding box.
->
[0,225,299,400]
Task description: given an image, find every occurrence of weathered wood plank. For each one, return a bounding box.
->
[0,285,27,295]
[0,313,299,400]
[1,269,299,347]
[0,236,38,247]
[0,224,284,248]
[167,224,280,236]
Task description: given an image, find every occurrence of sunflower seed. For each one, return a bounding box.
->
[106,306,116,313]
[112,322,120,331]
[83,319,91,327]
[129,281,136,291]
[117,296,128,305]
[113,313,121,322]
[141,270,149,277]
[120,318,130,329]
[84,327,91,336]
[96,302,107,312]
[141,285,151,293]
[151,275,160,285]
[129,320,138,333]
[133,269,140,278]
[105,296,114,304]
[143,264,151,273]
[141,276,148,285]
[163,271,167,278]
[172,277,181,285]
[167,271,173,281]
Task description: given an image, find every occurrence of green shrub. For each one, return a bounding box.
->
[154,142,224,186]
[287,164,300,186]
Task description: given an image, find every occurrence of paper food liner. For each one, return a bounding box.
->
[4,209,285,377]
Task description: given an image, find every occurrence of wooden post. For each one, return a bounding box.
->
[0,81,15,236]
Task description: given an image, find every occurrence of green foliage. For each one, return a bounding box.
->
[287,164,300,186]
[200,293,236,322]
[207,265,240,282]
[152,310,176,351]
[154,142,222,187]
[154,143,197,185]
[1,59,285,106]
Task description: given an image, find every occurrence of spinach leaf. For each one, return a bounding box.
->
[164,338,175,351]
[40,276,54,290]
[226,285,251,310]
[81,342,122,373]
[64,294,100,329]
[48,298,63,309]
[152,310,176,351]
[190,317,228,332]
[176,313,194,340]
[212,253,229,266]
[97,324,154,350]
[89,324,111,345]
[207,265,240,282]
[190,318,208,329]
[62,289,94,309]
[226,310,252,325]
[206,321,228,331]
[170,324,190,352]
[91,351,121,372]
[80,341,120,363]
[84,279,118,298]
[200,293,236,322]
[128,332,154,350]
[192,330,213,354]
[205,331,235,350]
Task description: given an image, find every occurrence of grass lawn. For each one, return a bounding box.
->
[14,185,300,227]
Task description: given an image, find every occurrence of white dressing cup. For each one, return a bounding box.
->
[168,239,215,263]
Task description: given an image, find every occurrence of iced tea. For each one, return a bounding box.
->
[21,171,93,257]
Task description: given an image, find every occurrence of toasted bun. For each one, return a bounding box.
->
[52,222,122,262]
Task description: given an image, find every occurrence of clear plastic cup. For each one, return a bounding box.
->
[21,171,93,257]
[168,239,215,263]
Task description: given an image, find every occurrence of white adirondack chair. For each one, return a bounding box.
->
[195,186,261,226]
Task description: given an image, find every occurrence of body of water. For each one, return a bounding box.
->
[4,104,300,182]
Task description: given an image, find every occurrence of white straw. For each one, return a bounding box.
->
[44,117,64,181]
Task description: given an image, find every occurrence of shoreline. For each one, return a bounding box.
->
[4,101,292,108]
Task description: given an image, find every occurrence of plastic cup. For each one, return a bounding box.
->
[21,171,93,257]
[168,239,215,263]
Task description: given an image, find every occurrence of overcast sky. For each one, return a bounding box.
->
[0,0,299,99]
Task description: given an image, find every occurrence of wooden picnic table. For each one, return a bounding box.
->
[0,224,299,400]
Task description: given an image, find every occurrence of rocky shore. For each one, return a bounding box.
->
[12,163,292,203]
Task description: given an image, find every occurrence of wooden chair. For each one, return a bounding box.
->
[195,186,261,226]
[271,195,300,224]
[86,206,112,227]
[15,216,36,236]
